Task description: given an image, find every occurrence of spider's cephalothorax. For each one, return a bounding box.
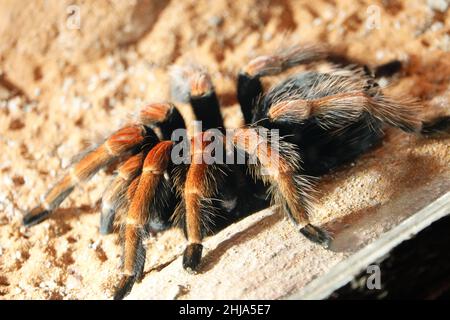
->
[23,44,450,299]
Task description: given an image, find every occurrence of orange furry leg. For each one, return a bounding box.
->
[268,90,424,133]
[181,133,223,273]
[140,102,186,140]
[100,153,144,234]
[114,141,173,300]
[23,125,146,227]
[182,161,207,272]
[242,43,328,78]
[182,132,230,272]
[232,127,332,248]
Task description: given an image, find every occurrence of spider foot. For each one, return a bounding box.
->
[99,207,116,235]
[300,224,332,249]
[421,116,450,138]
[113,274,137,300]
[373,60,402,78]
[182,243,203,274]
[23,207,51,227]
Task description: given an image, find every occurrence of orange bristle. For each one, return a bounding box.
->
[106,125,145,155]
[123,227,140,274]
[184,162,207,244]
[143,141,173,171]
[74,145,112,180]
[118,153,143,180]
[189,132,221,164]
[123,141,174,274]
[140,103,172,125]
[268,100,311,121]
[126,176,140,202]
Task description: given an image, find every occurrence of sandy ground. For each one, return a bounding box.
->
[0,0,449,299]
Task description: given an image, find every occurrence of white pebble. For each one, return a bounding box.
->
[62,78,74,93]
[89,239,101,250]
[313,18,322,26]
[15,251,22,260]
[375,50,385,61]
[427,0,448,12]
[34,88,41,97]
[430,22,444,32]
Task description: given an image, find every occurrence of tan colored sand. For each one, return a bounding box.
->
[0,0,449,299]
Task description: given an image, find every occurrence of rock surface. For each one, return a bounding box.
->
[0,0,449,299]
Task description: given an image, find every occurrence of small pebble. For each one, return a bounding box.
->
[427,0,448,12]
[208,15,223,27]
[15,251,22,260]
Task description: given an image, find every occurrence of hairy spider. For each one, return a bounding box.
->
[23,44,450,299]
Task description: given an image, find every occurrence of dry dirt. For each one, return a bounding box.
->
[0,0,449,300]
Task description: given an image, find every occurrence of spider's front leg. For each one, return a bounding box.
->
[181,138,211,272]
[101,102,187,235]
[232,128,332,248]
[100,153,143,234]
[113,141,174,300]
[23,125,151,227]
[140,102,186,140]
[176,132,230,272]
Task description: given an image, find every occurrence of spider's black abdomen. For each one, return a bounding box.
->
[255,72,384,176]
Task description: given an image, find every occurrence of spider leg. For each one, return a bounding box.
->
[188,69,224,131]
[372,60,402,78]
[181,148,209,271]
[140,102,186,140]
[421,116,450,138]
[238,44,328,124]
[232,127,332,248]
[170,66,224,131]
[23,125,156,227]
[100,153,143,234]
[113,141,174,300]
[327,52,402,79]
[268,88,450,137]
[177,133,229,272]
[113,174,141,233]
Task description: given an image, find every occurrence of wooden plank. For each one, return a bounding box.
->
[290,192,450,300]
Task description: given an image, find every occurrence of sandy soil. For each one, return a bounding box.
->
[0,0,449,299]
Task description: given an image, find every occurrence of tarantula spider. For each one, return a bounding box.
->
[23,44,450,299]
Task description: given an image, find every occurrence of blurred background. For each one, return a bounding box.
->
[0,0,449,299]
